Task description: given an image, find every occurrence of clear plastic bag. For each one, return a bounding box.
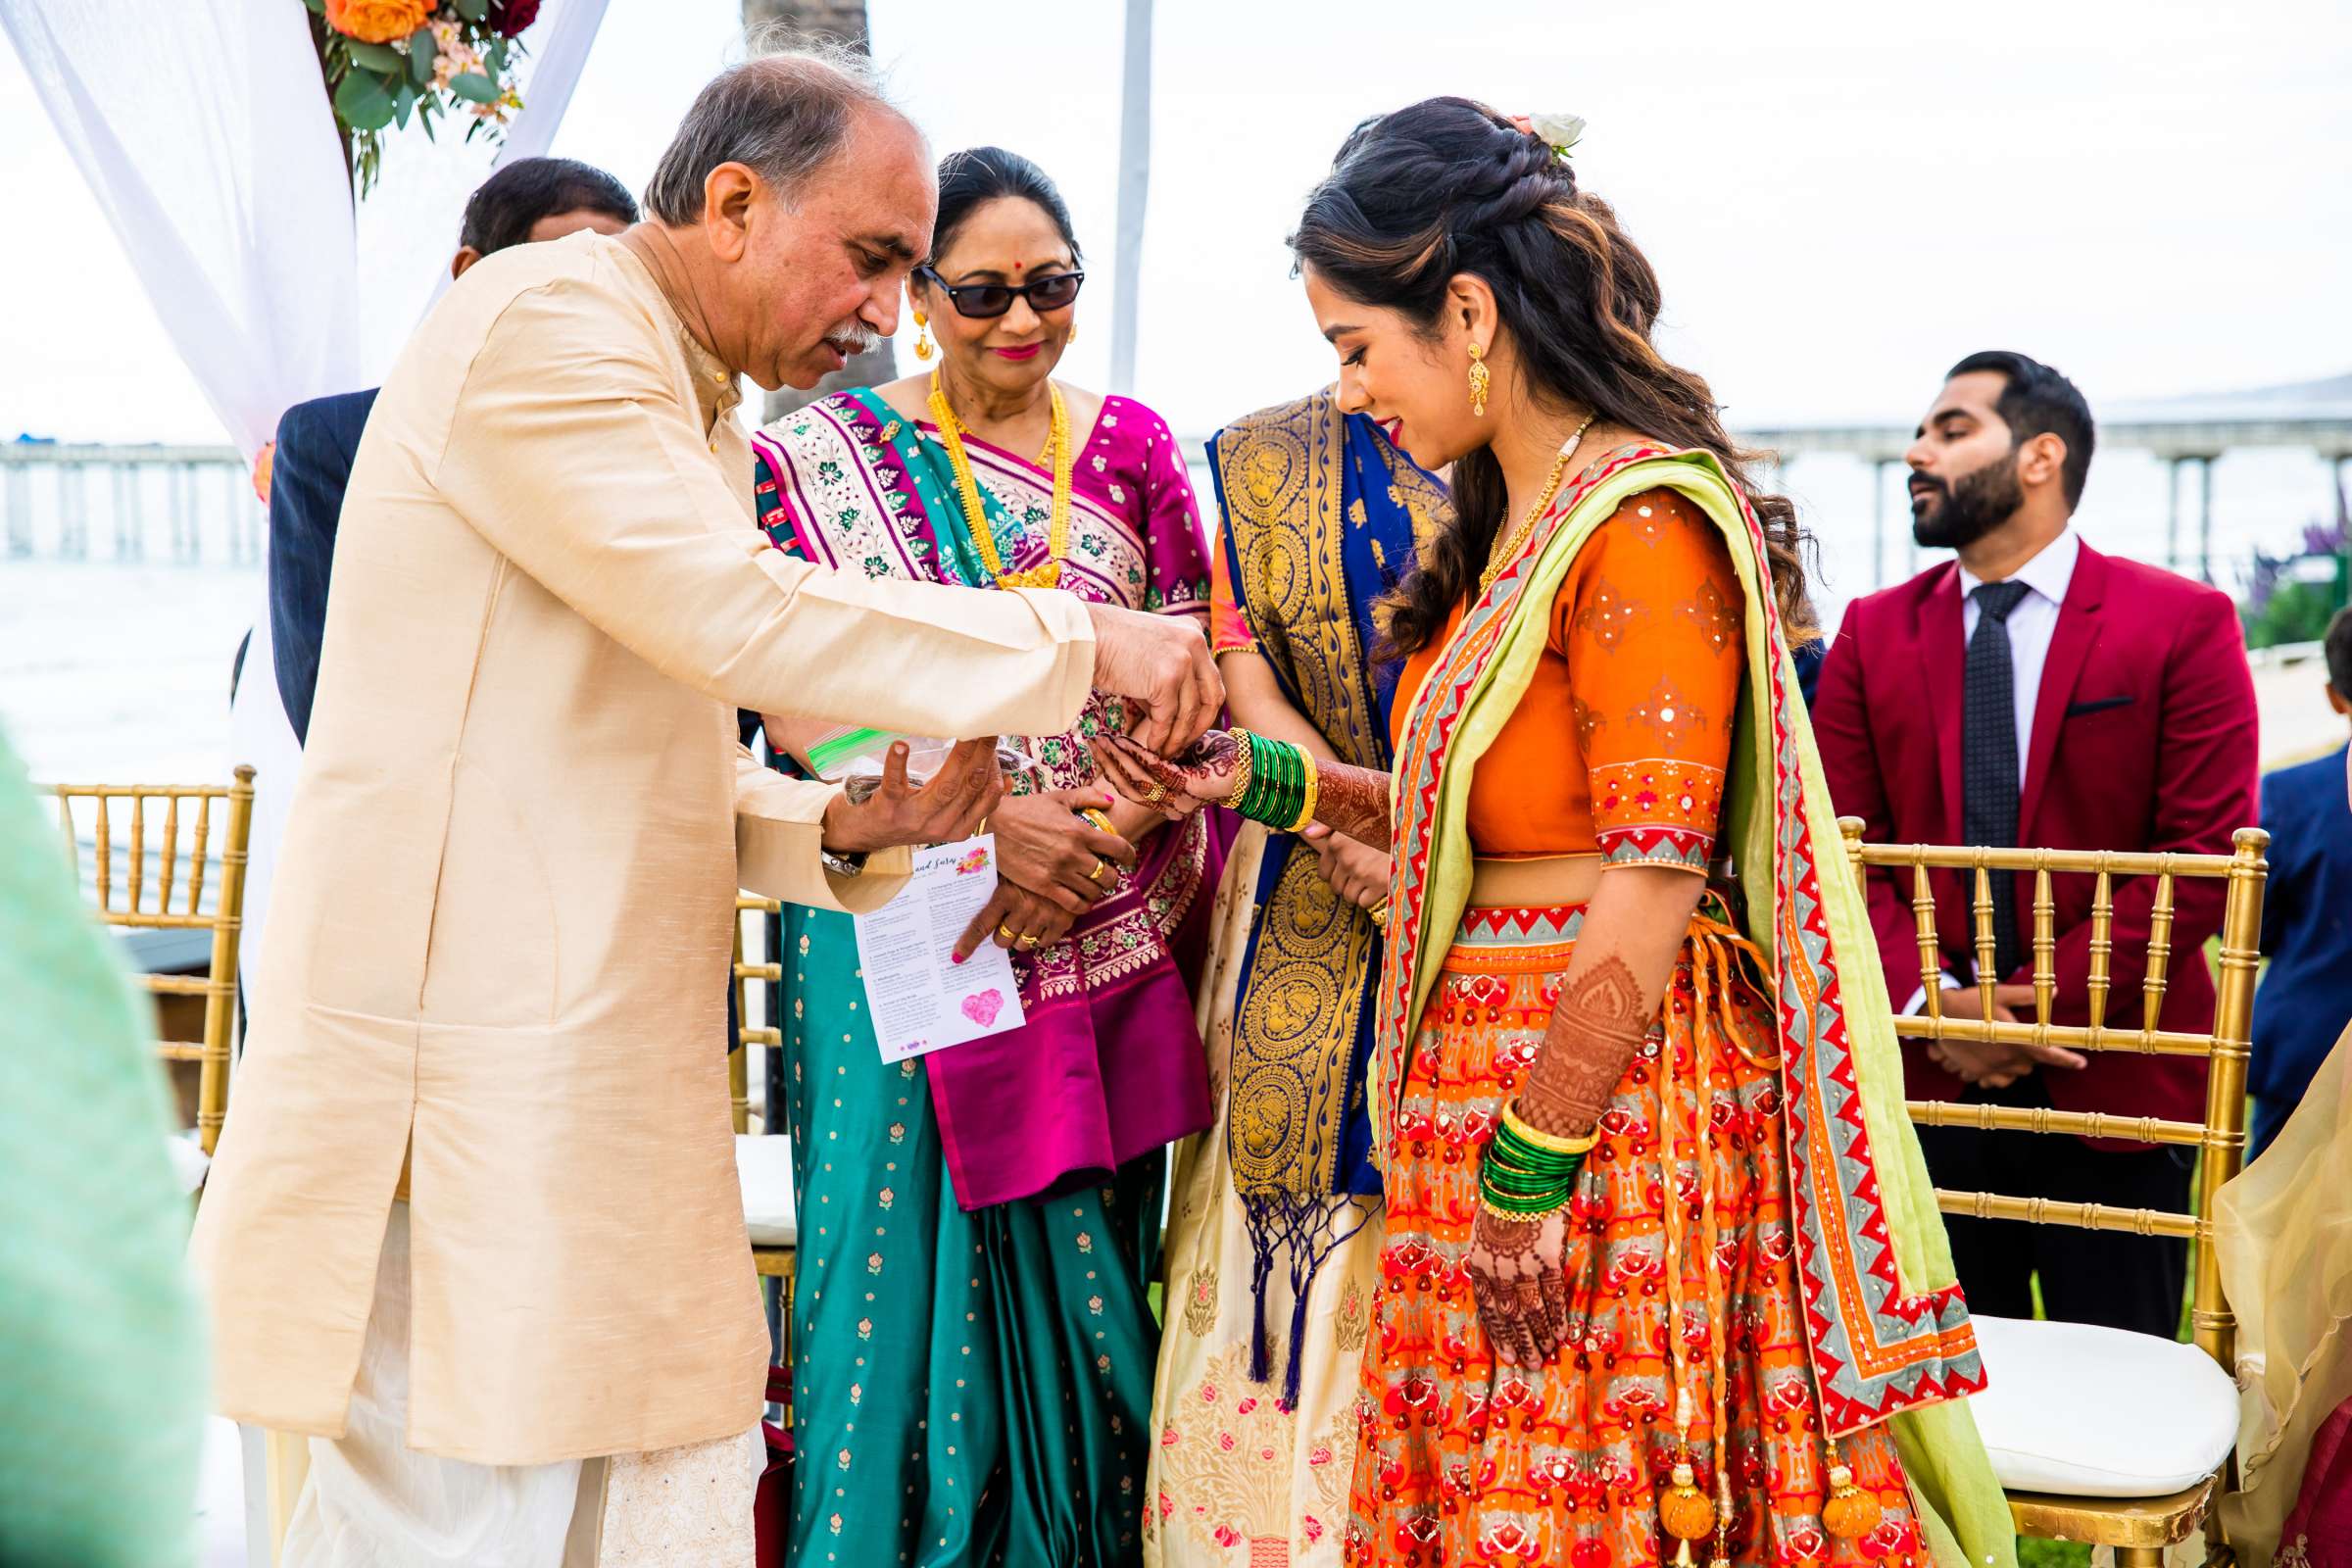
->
[804,726,1044,803]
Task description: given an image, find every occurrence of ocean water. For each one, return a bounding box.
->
[0,560,254,785]
[3,440,2341,790]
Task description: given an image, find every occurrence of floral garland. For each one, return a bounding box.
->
[309,0,536,195]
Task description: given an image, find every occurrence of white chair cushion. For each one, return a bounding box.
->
[735,1134,797,1249]
[166,1129,210,1194]
[1969,1313,2237,1497]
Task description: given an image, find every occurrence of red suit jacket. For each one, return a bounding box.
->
[1812,539,2258,1136]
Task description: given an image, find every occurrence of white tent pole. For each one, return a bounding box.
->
[1108,0,1151,396]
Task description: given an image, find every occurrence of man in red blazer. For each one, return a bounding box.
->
[1814,351,2258,1338]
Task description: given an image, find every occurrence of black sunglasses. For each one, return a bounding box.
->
[916,266,1085,319]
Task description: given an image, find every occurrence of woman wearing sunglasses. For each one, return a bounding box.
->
[749,145,1221,1568]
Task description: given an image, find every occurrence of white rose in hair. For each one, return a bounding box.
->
[1528,113,1586,156]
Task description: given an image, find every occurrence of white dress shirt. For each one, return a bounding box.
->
[1904,528,2081,1009]
[1956,528,2081,787]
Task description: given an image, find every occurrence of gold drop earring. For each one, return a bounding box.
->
[1467,340,1491,417]
[913,311,934,362]
[1067,318,1079,347]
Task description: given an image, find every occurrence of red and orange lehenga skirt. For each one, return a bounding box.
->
[1346,896,1926,1568]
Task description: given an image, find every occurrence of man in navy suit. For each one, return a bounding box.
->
[1814,351,2259,1338]
[268,158,638,742]
[2250,609,2352,1156]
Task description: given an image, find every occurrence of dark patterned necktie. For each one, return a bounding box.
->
[1962,579,2033,979]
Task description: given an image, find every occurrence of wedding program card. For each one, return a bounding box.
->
[853,835,1028,1063]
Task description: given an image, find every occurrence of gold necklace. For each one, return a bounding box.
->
[928,368,1071,590]
[1479,412,1597,592]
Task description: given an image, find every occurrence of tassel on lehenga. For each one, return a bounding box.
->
[1665,912,1890,1566]
[1658,923,1740,1568]
[1822,1438,1885,1541]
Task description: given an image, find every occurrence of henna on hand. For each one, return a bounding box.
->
[1162,729,1242,786]
[1519,953,1653,1138]
[1466,1206,1571,1366]
[1305,759,1394,850]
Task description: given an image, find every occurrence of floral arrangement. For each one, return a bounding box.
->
[307,0,538,194]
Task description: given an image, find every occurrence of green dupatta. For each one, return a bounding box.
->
[1376,446,2015,1568]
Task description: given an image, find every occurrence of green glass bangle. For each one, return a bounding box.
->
[1480,1159,1577,1190]
[1479,1185,1573,1216]
[1271,738,1301,826]
[1237,735,1287,825]
[1481,1181,1571,1208]
[1480,1151,1585,1200]
[1487,1133,1584,1176]
[1481,1168,1579,1200]
[1240,734,1312,832]
[1491,1121,1584,1160]
[1484,1141,1580,1176]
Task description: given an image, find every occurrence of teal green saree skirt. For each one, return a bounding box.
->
[780,904,1163,1567]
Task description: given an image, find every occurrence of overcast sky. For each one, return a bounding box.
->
[2,0,2346,601]
[6,0,2346,443]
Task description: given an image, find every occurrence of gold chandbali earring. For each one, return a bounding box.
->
[912,311,934,362]
[1466,340,1492,417]
[1067,318,1078,347]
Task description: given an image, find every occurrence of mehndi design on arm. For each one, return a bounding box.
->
[1520,953,1652,1137]
[1302,757,1393,850]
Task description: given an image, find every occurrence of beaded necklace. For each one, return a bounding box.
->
[926,367,1072,590]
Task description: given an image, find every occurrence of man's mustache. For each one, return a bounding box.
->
[826,324,879,357]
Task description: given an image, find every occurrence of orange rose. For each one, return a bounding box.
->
[325,0,434,45]
[250,441,275,506]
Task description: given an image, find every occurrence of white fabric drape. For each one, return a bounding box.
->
[4,0,614,1017]
[2,0,363,1120]
[406,0,613,323]
[496,0,609,169]
[0,0,362,459]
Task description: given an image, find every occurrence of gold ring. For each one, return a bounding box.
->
[1015,932,1041,951]
[1368,899,1392,931]
[1090,858,1114,888]
[1141,780,1169,806]
[997,921,1019,944]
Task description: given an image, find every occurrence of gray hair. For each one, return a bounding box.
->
[644,44,902,224]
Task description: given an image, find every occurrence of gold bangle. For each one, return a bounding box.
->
[1288,745,1320,832]
[1478,1192,1572,1223]
[1076,807,1116,837]
[1500,1102,1600,1155]
[1220,729,1256,809]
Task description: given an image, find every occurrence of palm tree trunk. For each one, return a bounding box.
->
[742,0,900,422]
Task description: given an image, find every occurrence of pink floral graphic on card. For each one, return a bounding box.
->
[955,846,992,875]
[959,989,1004,1027]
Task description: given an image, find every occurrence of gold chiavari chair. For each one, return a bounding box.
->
[731,893,797,1397]
[1838,819,2269,1567]
[48,767,257,1188]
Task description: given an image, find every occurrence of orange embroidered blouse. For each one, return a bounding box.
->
[1390,487,1746,873]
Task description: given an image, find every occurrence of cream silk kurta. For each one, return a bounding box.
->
[190,230,1098,1466]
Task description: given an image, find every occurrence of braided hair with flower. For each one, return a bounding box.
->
[1289,96,1816,659]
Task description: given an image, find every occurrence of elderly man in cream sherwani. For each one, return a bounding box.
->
[190,51,1218,1567]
